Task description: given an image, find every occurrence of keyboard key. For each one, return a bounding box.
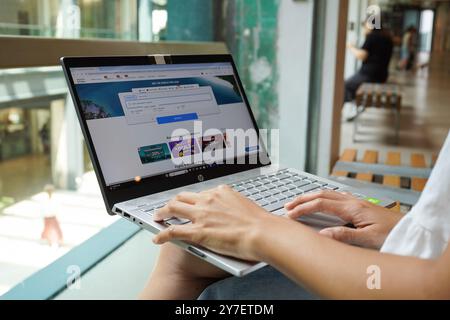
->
[155,203,166,209]
[272,181,284,187]
[324,185,339,190]
[263,198,293,213]
[276,173,292,180]
[241,190,251,197]
[298,183,321,193]
[293,180,310,187]
[274,193,287,201]
[285,184,297,190]
[265,197,279,204]
[260,191,272,198]
[249,194,263,201]
[256,199,269,207]
[165,217,191,225]
[284,191,297,198]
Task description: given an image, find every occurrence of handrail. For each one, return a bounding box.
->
[0,36,228,69]
[1,219,141,300]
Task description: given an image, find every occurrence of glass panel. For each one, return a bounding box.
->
[143,0,279,129]
[0,0,138,40]
[0,0,284,296]
[0,66,119,295]
[419,9,434,52]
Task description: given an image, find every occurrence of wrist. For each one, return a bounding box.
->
[247,214,286,262]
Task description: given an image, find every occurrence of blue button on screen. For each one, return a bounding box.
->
[156,113,199,124]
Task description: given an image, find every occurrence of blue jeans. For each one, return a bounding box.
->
[198,266,319,300]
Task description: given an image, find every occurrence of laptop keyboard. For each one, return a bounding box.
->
[134,169,347,225]
[229,169,339,215]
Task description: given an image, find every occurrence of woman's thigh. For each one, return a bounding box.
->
[197,266,319,300]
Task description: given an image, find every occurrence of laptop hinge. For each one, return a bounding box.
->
[153,54,170,65]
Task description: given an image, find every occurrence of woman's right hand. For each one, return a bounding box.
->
[284,190,403,250]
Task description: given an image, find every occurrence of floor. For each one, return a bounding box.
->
[0,153,52,203]
[340,51,450,164]
[0,169,117,295]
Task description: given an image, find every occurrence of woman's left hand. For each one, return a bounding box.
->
[152,185,278,261]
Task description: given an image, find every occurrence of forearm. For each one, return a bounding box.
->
[253,216,436,299]
[350,47,368,61]
[140,243,228,300]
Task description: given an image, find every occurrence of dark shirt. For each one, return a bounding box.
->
[360,30,393,82]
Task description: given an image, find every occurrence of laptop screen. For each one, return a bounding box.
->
[70,62,261,188]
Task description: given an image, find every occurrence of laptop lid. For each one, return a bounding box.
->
[61,55,270,213]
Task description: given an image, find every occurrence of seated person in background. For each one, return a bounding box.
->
[140,131,450,300]
[344,17,393,104]
[398,26,417,71]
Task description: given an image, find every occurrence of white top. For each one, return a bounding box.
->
[381,131,450,259]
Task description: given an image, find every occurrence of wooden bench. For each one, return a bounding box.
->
[354,83,402,143]
[331,149,436,212]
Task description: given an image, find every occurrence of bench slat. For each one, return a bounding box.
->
[362,150,379,163]
[356,150,378,182]
[383,152,401,187]
[340,149,357,162]
[411,153,426,168]
[332,149,357,177]
[411,178,427,192]
[383,175,401,187]
[410,153,427,191]
[386,152,401,166]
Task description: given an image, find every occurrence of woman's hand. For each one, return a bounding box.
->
[152,185,279,262]
[284,190,403,249]
[139,243,229,300]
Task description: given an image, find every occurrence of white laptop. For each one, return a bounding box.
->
[61,54,395,277]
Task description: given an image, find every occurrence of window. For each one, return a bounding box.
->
[0,0,138,40]
[0,0,284,296]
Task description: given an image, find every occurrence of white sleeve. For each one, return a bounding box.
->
[380,214,449,259]
[380,131,450,259]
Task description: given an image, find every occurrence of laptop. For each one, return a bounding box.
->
[61,54,395,277]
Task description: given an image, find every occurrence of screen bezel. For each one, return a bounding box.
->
[61,54,270,214]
